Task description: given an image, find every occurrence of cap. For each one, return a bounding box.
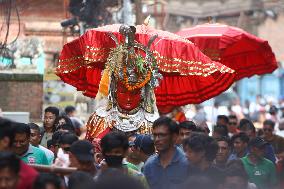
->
[249,137,268,148]
[134,134,155,155]
[70,140,95,162]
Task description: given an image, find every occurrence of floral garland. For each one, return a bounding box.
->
[122,66,152,91]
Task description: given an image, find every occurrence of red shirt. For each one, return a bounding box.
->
[17,161,38,189]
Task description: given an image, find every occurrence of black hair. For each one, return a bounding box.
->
[14,122,31,137]
[56,123,75,133]
[59,132,78,145]
[153,116,179,134]
[183,134,218,162]
[263,119,275,129]
[182,175,216,189]
[0,118,15,147]
[179,121,197,131]
[52,131,64,144]
[54,115,73,127]
[44,106,59,117]
[101,132,129,155]
[94,169,145,189]
[47,139,54,149]
[217,115,229,124]
[68,171,95,189]
[228,115,237,120]
[269,105,278,114]
[65,105,76,114]
[225,160,249,181]
[213,125,229,137]
[0,151,20,174]
[33,173,61,189]
[231,132,249,144]
[28,122,40,132]
[239,119,256,133]
[216,136,231,149]
[194,127,207,134]
[141,144,155,156]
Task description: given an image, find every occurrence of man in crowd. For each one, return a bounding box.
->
[127,134,155,172]
[143,117,188,189]
[47,131,63,157]
[262,119,284,159]
[100,132,148,188]
[32,173,62,189]
[28,123,54,164]
[229,132,250,160]
[13,123,49,165]
[65,106,86,137]
[183,134,223,188]
[0,118,38,189]
[228,115,238,135]
[59,132,78,154]
[41,106,59,148]
[69,140,97,176]
[216,115,229,129]
[241,137,278,189]
[212,125,229,139]
[134,135,155,164]
[223,160,257,189]
[126,134,144,172]
[177,121,197,145]
[214,137,231,170]
[53,132,78,167]
[0,152,20,189]
[239,119,276,163]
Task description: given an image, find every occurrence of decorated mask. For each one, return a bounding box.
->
[116,80,142,112]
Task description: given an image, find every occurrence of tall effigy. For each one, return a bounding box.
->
[85,25,161,141]
[56,22,236,145]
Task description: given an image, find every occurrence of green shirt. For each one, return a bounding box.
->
[241,155,277,189]
[126,161,144,172]
[127,167,149,189]
[20,144,49,165]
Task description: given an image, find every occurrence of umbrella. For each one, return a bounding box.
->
[176,23,278,80]
[56,24,236,112]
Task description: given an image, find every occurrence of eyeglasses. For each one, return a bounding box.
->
[153,133,169,139]
[129,141,135,147]
[229,122,237,126]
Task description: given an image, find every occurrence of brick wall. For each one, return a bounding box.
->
[0,74,43,121]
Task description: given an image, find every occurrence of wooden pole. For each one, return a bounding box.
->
[135,0,143,25]
[29,164,77,175]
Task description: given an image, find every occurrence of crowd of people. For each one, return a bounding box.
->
[0,104,284,189]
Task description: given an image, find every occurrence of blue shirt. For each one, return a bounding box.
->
[265,144,276,164]
[143,146,188,189]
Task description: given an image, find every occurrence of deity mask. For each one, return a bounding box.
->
[116,80,142,112]
[104,25,162,114]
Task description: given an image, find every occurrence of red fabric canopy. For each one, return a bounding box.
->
[176,23,278,80]
[56,24,236,112]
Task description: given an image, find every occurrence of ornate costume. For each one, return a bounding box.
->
[85,24,161,141]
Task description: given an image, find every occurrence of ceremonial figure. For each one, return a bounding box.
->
[56,23,236,145]
[85,25,161,142]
